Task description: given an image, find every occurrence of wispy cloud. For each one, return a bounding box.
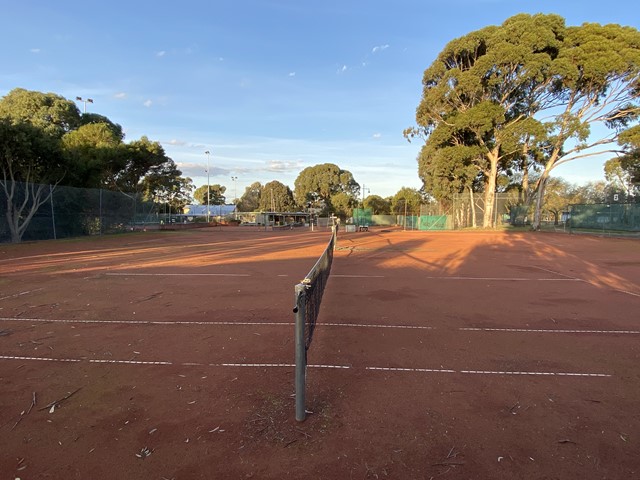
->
[266,160,303,172]
[30,48,41,54]
[114,92,127,99]
[372,44,390,54]
[337,65,348,74]
[163,139,187,146]
[143,99,153,107]
[288,72,296,77]
[156,50,166,57]
[372,133,382,139]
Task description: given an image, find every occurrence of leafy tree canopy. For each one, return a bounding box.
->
[236,182,263,212]
[363,195,391,214]
[194,184,226,206]
[0,88,81,138]
[260,180,296,212]
[293,163,359,212]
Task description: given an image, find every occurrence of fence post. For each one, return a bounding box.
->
[294,284,307,422]
[49,184,57,240]
[99,188,103,235]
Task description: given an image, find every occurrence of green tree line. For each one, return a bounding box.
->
[0,88,194,242]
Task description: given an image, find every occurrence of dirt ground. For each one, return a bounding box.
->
[0,227,639,479]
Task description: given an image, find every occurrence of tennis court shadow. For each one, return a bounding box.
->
[334,229,640,297]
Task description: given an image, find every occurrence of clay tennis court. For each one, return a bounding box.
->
[1,227,639,479]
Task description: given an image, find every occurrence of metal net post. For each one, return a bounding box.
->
[294,283,308,422]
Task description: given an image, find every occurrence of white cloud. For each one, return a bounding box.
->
[266,160,302,172]
[30,48,41,54]
[143,99,153,107]
[372,133,382,139]
[114,92,127,99]
[288,72,296,77]
[156,50,166,57]
[372,44,390,54]
[163,139,186,146]
[337,65,348,74]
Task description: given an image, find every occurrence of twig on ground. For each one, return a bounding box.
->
[39,387,82,411]
[431,462,465,467]
[10,391,37,431]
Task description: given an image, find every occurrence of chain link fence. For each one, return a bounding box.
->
[1,181,158,243]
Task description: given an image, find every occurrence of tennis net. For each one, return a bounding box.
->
[293,226,337,421]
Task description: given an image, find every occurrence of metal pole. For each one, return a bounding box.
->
[49,184,57,240]
[404,200,407,231]
[205,151,211,223]
[99,188,103,235]
[294,284,307,421]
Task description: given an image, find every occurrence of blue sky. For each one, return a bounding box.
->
[1,1,639,200]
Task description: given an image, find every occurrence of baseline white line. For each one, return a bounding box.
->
[0,317,290,327]
[460,327,640,335]
[367,366,455,373]
[460,370,611,378]
[530,266,580,280]
[0,288,44,302]
[324,323,433,330]
[89,359,172,365]
[0,355,612,377]
[217,363,295,368]
[532,266,640,298]
[422,276,581,281]
[333,275,385,278]
[0,316,435,330]
[0,355,81,363]
[105,273,250,277]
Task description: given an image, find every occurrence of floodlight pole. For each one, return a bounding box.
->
[75,96,93,113]
[205,151,211,223]
[231,176,238,219]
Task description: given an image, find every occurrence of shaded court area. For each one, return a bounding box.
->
[0,227,639,479]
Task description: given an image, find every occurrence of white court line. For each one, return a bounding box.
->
[324,323,433,330]
[0,316,434,330]
[105,272,250,277]
[0,355,611,378]
[460,327,640,335]
[0,288,44,302]
[368,366,610,377]
[333,274,385,278]
[0,317,291,326]
[422,276,581,281]
[89,359,172,365]
[532,266,640,298]
[0,355,81,363]
[2,316,634,335]
[460,370,611,378]
[531,266,581,280]
[367,366,456,373]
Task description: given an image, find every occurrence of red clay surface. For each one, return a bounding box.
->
[1,227,639,479]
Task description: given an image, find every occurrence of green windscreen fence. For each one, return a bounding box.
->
[569,203,640,232]
[353,208,372,226]
[398,215,449,230]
